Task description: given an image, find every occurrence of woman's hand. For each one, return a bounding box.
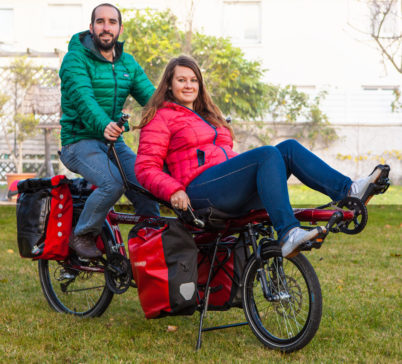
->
[104,121,124,141]
[170,190,191,211]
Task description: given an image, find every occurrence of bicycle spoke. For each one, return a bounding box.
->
[62,285,105,293]
[245,251,315,343]
[39,258,113,316]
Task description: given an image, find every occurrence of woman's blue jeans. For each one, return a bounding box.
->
[60,139,159,236]
[187,139,352,240]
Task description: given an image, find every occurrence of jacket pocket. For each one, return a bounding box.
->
[196,149,205,167]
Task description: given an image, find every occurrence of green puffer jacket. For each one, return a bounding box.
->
[59,31,155,146]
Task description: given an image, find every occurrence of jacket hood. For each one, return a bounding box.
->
[68,30,124,62]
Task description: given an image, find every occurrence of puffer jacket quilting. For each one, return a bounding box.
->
[59,30,154,146]
[135,102,238,202]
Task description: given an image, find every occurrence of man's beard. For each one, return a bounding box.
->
[92,31,119,51]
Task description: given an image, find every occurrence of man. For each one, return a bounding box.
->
[59,3,159,258]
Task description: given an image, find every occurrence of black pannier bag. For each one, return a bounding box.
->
[68,178,96,225]
[16,175,73,259]
[128,218,198,319]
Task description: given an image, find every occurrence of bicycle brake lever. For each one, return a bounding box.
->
[175,205,205,228]
[186,205,205,228]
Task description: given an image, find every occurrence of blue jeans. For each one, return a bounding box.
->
[60,139,159,235]
[187,139,352,240]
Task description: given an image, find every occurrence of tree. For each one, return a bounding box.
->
[347,0,401,112]
[370,0,402,112]
[369,0,401,74]
[121,7,335,149]
[348,0,401,74]
[191,33,270,120]
[122,9,183,85]
[1,57,40,173]
[122,8,269,121]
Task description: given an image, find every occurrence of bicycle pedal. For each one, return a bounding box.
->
[373,179,390,194]
[311,240,323,249]
[299,239,323,252]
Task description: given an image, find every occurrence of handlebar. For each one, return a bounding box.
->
[106,115,205,228]
[174,205,205,228]
[116,113,130,129]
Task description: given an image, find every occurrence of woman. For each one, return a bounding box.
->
[134,55,384,258]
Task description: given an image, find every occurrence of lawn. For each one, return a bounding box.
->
[0,188,401,363]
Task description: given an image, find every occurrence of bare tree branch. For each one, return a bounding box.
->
[370,0,402,73]
[348,0,401,73]
[373,32,402,72]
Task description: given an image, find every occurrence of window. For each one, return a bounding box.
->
[46,4,82,37]
[362,85,399,91]
[0,8,14,43]
[223,1,261,43]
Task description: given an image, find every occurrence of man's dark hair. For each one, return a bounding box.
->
[91,3,122,26]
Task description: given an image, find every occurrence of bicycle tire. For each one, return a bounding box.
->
[38,227,114,317]
[242,244,322,352]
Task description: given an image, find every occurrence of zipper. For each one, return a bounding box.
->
[173,102,230,161]
[196,149,205,166]
[112,63,117,119]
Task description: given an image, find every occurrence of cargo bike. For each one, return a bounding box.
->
[16,118,390,353]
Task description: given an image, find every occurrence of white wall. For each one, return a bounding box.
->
[168,0,402,88]
[0,0,400,86]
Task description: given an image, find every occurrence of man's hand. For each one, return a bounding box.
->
[104,121,124,141]
[170,190,191,211]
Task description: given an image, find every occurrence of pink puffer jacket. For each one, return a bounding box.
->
[135,102,238,202]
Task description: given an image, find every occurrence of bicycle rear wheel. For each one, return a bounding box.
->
[38,227,114,317]
[242,245,322,352]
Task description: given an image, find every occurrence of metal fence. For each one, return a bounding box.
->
[0,63,61,182]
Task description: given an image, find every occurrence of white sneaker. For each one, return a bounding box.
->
[281,227,325,258]
[349,165,388,205]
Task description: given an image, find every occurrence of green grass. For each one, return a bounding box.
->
[0,199,401,363]
[288,184,402,206]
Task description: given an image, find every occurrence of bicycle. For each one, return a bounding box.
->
[34,116,391,352]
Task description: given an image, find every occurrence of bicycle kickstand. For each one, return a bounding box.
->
[196,235,220,350]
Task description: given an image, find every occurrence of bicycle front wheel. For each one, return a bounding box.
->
[38,228,114,317]
[242,245,322,352]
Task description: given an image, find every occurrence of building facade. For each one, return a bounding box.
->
[0,0,401,182]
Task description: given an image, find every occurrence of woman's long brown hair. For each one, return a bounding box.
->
[138,55,233,136]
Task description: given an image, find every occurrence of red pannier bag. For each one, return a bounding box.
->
[197,235,247,310]
[16,175,73,260]
[128,219,198,319]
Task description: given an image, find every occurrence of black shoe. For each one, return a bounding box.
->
[69,233,102,258]
[349,164,390,205]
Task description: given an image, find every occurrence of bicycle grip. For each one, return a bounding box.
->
[116,113,130,128]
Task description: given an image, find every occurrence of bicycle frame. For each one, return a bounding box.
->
[50,141,385,351]
[107,134,367,342]
[32,113,390,351]
[102,190,355,349]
